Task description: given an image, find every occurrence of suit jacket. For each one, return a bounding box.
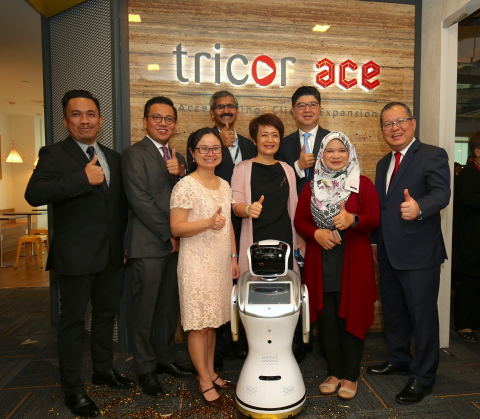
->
[122,137,186,259]
[25,136,127,276]
[372,139,450,270]
[185,127,257,184]
[275,126,330,195]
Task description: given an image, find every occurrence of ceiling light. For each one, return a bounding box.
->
[3,102,25,163]
[312,25,330,32]
[129,14,141,22]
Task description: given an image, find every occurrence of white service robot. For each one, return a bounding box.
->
[231,240,310,419]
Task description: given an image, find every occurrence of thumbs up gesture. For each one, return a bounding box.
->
[332,200,354,230]
[209,206,226,230]
[248,195,264,218]
[85,155,105,185]
[297,144,315,170]
[400,189,420,220]
[219,122,235,147]
[166,149,185,176]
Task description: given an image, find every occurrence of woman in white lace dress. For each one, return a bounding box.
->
[170,127,240,408]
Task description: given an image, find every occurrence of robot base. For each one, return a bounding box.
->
[236,395,306,419]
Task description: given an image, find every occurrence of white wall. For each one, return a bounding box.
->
[421,0,479,347]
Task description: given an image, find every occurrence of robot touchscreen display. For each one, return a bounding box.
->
[248,283,291,304]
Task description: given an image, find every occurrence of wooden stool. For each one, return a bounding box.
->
[14,235,44,269]
[30,229,49,252]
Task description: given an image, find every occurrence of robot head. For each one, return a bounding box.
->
[247,240,290,279]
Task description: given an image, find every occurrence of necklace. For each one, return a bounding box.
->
[195,170,219,190]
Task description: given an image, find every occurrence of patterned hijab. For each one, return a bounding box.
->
[310,132,360,230]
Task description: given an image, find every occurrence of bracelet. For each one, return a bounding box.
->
[231,254,239,258]
[245,204,252,216]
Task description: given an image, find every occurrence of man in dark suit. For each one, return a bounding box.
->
[276,85,330,196]
[367,102,450,404]
[186,90,256,364]
[25,90,134,418]
[122,96,193,398]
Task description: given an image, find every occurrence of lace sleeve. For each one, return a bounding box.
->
[170,178,194,210]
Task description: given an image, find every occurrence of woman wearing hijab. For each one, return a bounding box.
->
[294,132,380,400]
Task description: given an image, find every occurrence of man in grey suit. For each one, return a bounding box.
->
[368,102,450,405]
[122,96,193,398]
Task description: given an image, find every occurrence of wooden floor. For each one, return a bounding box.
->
[0,250,49,288]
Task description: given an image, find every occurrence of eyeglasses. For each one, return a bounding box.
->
[147,114,176,124]
[295,101,319,110]
[213,104,238,111]
[381,118,413,131]
[196,146,222,154]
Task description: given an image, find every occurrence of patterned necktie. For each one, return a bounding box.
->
[86,145,108,194]
[388,152,402,190]
[303,132,312,177]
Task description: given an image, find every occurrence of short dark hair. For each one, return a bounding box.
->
[144,96,177,120]
[468,130,480,157]
[210,90,238,110]
[291,86,321,108]
[62,90,100,116]
[379,102,413,126]
[188,127,224,171]
[249,113,285,141]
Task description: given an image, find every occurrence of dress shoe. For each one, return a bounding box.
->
[395,378,432,404]
[212,375,236,390]
[92,369,135,389]
[319,377,341,395]
[138,372,163,397]
[199,384,224,408]
[64,392,100,418]
[338,380,358,400]
[155,362,196,378]
[367,362,410,376]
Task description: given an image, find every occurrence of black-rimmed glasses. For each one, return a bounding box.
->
[213,104,238,111]
[196,146,222,154]
[295,102,319,110]
[147,114,176,124]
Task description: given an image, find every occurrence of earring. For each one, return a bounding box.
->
[193,158,195,162]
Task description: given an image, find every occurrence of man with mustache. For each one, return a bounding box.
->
[186,90,256,365]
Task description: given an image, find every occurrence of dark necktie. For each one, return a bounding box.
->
[160,146,174,181]
[388,152,401,190]
[86,145,108,194]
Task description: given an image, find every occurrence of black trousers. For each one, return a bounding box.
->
[129,253,179,375]
[454,272,480,330]
[57,259,123,396]
[318,292,365,382]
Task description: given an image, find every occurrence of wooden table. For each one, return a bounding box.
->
[0,215,28,268]
[3,212,47,235]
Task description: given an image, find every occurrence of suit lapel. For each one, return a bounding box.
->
[312,128,324,159]
[99,143,115,196]
[141,137,174,185]
[385,139,420,201]
[62,136,90,166]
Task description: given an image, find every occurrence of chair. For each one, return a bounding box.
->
[14,235,45,269]
[30,228,49,252]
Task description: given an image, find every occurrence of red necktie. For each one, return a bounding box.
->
[388,152,401,190]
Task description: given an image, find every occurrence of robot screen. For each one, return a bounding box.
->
[248,283,291,304]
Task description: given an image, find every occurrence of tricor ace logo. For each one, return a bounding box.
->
[172,43,380,90]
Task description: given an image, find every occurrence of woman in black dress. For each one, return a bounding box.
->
[231,113,302,275]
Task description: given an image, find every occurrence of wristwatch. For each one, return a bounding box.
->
[351,213,359,227]
[416,210,423,221]
[231,254,239,258]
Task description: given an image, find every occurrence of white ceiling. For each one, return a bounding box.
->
[0,0,43,117]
